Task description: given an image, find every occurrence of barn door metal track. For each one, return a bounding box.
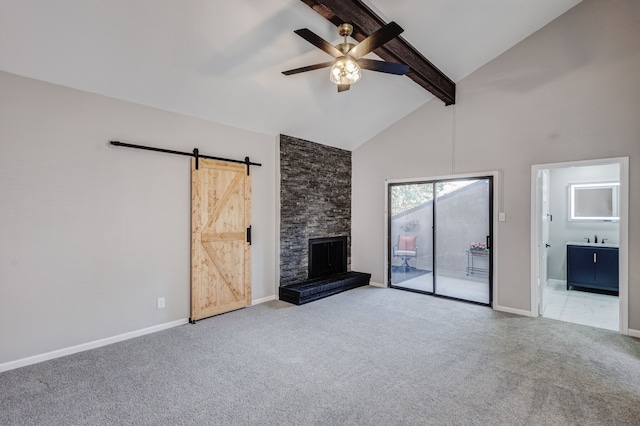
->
[109,140,261,175]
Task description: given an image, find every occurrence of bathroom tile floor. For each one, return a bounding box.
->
[542,279,618,331]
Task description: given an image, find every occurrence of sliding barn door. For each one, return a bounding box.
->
[191,159,251,321]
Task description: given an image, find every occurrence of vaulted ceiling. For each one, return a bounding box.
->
[0,0,582,150]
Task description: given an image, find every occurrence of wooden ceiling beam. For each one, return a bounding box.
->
[300,0,456,105]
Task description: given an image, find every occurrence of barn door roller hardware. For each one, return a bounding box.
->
[109,141,262,175]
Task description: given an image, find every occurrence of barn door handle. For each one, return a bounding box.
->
[247,226,252,245]
[486,235,491,250]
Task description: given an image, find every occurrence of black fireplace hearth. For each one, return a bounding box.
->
[279,235,370,305]
[279,271,371,305]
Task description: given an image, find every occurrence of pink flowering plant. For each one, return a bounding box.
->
[469,242,487,252]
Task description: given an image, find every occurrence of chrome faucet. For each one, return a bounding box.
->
[602,238,608,244]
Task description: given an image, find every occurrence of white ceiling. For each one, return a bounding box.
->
[0,0,582,150]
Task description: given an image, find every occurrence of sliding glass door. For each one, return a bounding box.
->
[389,177,492,306]
[389,183,434,292]
[434,178,492,304]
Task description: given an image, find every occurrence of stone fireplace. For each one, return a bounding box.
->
[278,135,369,305]
[279,134,351,286]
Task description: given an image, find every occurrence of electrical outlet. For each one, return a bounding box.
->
[157,297,165,309]
[499,212,506,222]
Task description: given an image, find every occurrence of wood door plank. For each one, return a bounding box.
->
[205,171,244,230]
[201,232,245,242]
[202,242,243,301]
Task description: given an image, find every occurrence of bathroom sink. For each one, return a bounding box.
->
[566,241,619,248]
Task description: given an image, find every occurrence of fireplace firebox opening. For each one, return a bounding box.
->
[308,236,347,279]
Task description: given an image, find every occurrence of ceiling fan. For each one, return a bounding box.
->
[282,22,410,92]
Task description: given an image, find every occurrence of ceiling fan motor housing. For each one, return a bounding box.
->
[338,43,356,54]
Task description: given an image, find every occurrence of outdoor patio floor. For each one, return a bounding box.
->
[392,270,489,305]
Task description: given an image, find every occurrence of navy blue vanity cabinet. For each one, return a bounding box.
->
[567,245,619,293]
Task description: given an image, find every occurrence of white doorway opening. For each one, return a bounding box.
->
[531,157,629,333]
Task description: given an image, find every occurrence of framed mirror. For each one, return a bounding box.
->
[569,182,619,221]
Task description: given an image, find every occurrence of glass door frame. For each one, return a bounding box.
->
[386,174,495,307]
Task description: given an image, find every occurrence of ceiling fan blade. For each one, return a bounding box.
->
[337,84,350,92]
[348,21,404,60]
[357,58,409,75]
[294,28,343,58]
[282,61,335,76]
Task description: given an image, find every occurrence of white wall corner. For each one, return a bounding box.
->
[274,134,282,296]
[626,328,640,339]
[493,304,534,317]
[252,295,276,305]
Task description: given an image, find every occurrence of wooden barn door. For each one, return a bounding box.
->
[191,159,251,321]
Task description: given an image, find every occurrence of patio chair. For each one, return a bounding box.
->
[393,235,417,271]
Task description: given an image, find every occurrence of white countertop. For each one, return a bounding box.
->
[566,241,619,248]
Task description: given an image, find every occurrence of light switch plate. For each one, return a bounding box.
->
[499,212,506,222]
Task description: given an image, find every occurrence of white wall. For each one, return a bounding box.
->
[0,71,276,365]
[547,164,620,280]
[352,0,640,322]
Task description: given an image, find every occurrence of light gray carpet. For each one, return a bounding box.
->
[2,286,640,425]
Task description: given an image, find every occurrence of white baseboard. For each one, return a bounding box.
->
[252,295,276,305]
[369,281,386,288]
[493,304,534,317]
[627,328,640,338]
[0,318,189,373]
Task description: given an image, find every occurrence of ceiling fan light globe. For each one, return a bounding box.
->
[329,57,361,85]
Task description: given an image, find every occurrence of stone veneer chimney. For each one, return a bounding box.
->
[279,134,351,286]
